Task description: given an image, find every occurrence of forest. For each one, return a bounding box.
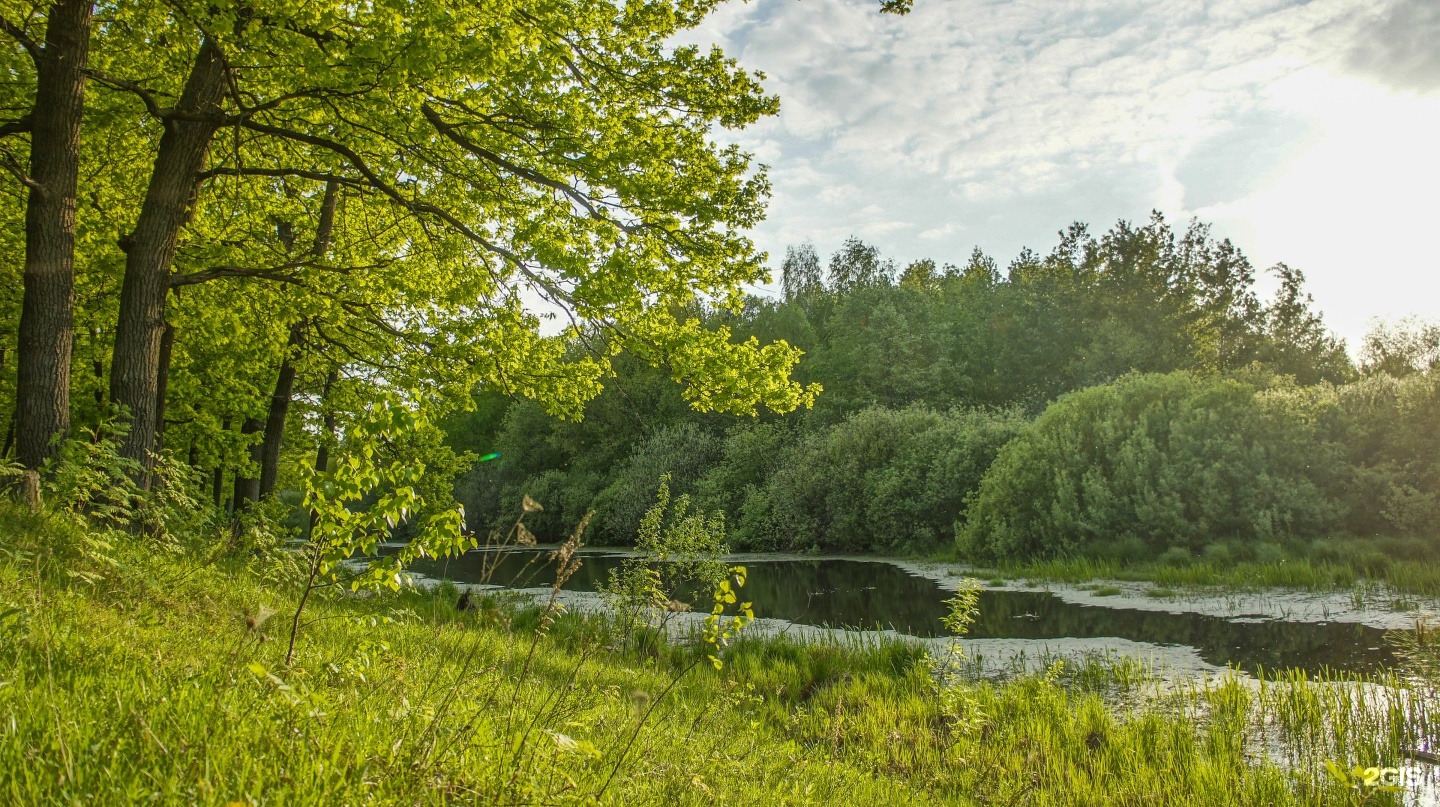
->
[2,1,1438,805]
[452,215,1440,571]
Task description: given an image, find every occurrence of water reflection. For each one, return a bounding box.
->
[396,547,1399,675]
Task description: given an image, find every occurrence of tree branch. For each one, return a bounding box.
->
[0,147,40,192]
[421,103,604,221]
[0,14,40,64]
[84,68,168,120]
[169,258,389,287]
[0,115,32,138]
[238,118,574,303]
[197,165,366,189]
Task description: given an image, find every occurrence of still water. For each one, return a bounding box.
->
[396,547,1400,676]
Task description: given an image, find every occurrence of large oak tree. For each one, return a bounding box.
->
[5,0,936,487]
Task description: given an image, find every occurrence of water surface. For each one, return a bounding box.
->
[398,547,1400,675]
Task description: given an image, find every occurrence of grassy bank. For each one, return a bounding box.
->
[924,538,1440,596]
[1,508,1434,805]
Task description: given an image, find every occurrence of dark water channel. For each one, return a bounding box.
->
[397,547,1399,676]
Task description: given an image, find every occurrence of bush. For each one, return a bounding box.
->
[589,423,723,545]
[959,372,1349,562]
[738,406,1028,553]
[1334,372,1440,536]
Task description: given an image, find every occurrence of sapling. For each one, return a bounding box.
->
[285,395,468,665]
[930,578,987,736]
[601,475,731,653]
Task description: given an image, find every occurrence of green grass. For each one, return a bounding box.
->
[0,507,1431,806]
[926,534,1440,595]
[988,554,1440,596]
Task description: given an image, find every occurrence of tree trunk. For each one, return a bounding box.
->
[232,416,262,509]
[316,369,338,474]
[14,0,94,471]
[212,416,229,509]
[90,328,104,408]
[258,322,302,497]
[307,368,339,538]
[153,321,175,453]
[257,182,338,498]
[109,37,228,484]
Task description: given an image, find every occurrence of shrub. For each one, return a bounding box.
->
[959,372,1349,562]
[738,406,1027,552]
[590,423,723,545]
[1334,372,1440,537]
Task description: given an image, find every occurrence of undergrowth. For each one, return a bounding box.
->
[0,506,1432,805]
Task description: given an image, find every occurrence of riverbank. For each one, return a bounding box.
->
[940,549,1440,597]
[3,510,1438,805]
[895,560,1440,633]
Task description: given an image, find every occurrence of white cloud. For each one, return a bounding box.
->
[680,0,1440,345]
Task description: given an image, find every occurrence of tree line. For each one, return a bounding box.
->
[452,214,1438,561]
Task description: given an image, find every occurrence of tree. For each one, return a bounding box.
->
[24,0,827,486]
[827,236,893,292]
[780,242,823,303]
[1360,317,1440,378]
[2,0,94,470]
[1258,263,1354,385]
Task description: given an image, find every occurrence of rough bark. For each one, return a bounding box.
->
[258,322,302,497]
[109,37,229,484]
[15,0,94,470]
[18,471,41,512]
[257,182,338,498]
[153,321,174,453]
[232,417,263,509]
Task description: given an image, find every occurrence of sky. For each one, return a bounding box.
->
[678,0,1440,348]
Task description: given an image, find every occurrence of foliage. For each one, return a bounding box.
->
[1333,371,1440,537]
[602,475,739,657]
[463,214,1362,557]
[301,396,468,592]
[738,406,1029,553]
[928,578,987,736]
[288,395,467,662]
[590,424,723,545]
[1,0,824,541]
[701,565,753,670]
[0,411,213,548]
[1360,317,1440,378]
[960,372,1350,561]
